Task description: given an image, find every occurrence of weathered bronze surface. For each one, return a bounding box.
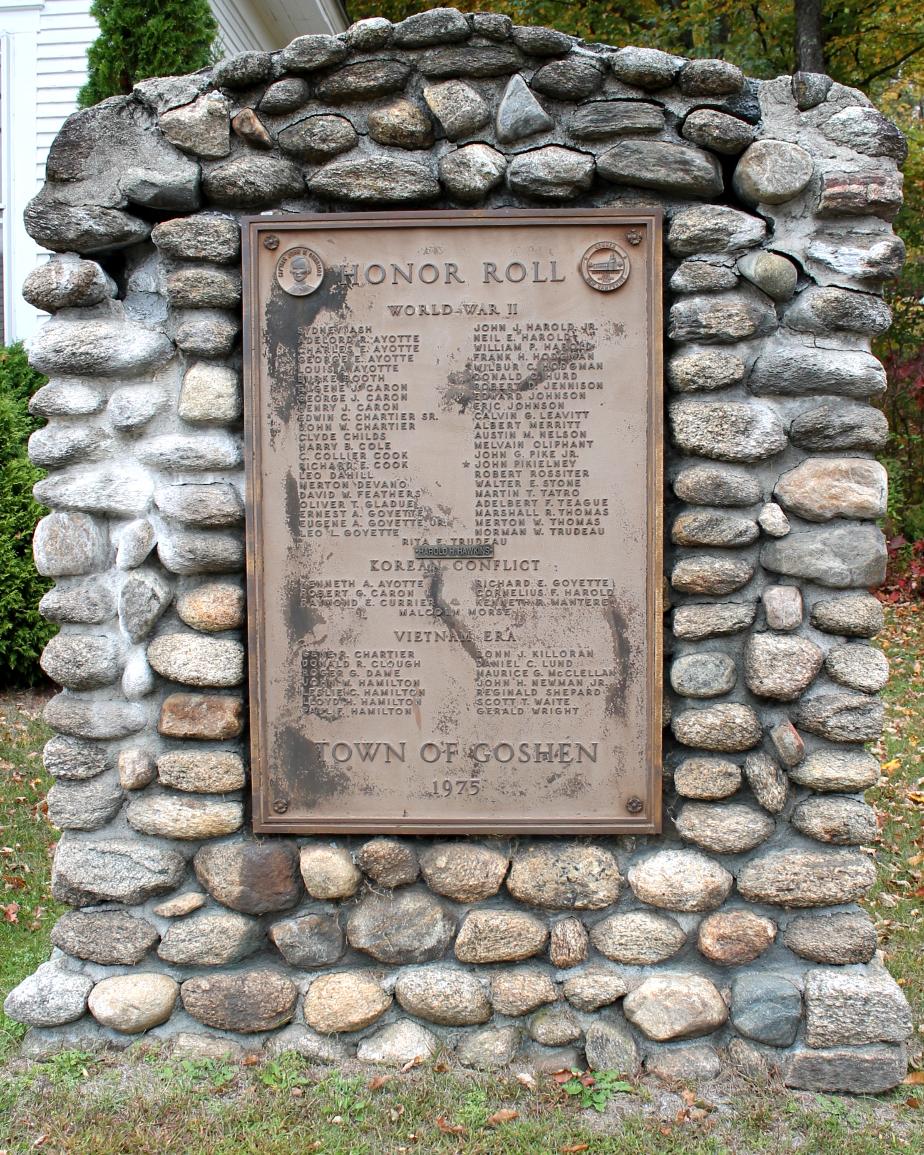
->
[243,210,662,834]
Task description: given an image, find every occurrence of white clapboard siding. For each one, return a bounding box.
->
[34,0,97,182]
[211,0,275,54]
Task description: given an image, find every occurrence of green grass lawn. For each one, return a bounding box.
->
[0,607,922,1154]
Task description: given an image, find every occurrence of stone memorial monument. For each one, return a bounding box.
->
[4,7,913,1089]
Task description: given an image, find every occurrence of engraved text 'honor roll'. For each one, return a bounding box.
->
[243,210,663,834]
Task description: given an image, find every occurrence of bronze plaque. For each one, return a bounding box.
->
[243,209,662,834]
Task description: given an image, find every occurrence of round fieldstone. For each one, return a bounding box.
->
[789,748,880,792]
[176,583,244,632]
[45,693,145,741]
[115,519,157,567]
[791,797,878,845]
[736,848,876,907]
[119,571,172,644]
[178,363,241,424]
[40,580,116,626]
[51,910,158,964]
[646,1043,722,1082]
[672,510,759,548]
[763,585,802,630]
[668,291,777,344]
[357,838,419,887]
[52,838,185,906]
[506,844,620,909]
[299,845,361,900]
[28,317,172,377]
[194,840,302,914]
[731,974,801,1046]
[698,910,776,965]
[770,720,805,768]
[597,139,722,198]
[585,1018,640,1075]
[316,59,411,102]
[682,108,754,154]
[439,143,506,201]
[673,602,757,641]
[153,892,206,918]
[529,1005,582,1046]
[675,802,774,854]
[737,251,798,301]
[3,963,94,1027]
[673,757,742,800]
[750,347,885,400]
[679,57,743,95]
[151,215,240,263]
[774,459,887,522]
[159,693,244,740]
[811,594,884,638]
[804,968,911,1049]
[670,399,787,463]
[531,55,604,100]
[368,100,434,149]
[627,849,732,912]
[158,910,262,965]
[790,402,889,452]
[34,511,107,578]
[202,155,304,207]
[668,205,766,256]
[782,911,878,964]
[825,643,889,693]
[795,692,883,743]
[265,1024,347,1063]
[357,1021,439,1066]
[309,156,439,204]
[672,465,760,508]
[733,140,814,205]
[670,653,737,699]
[89,973,178,1033]
[786,288,893,337]
[609,45,682,89]
[303,971,391,1034]
[157,750,245,793]
[507,147,595,201]
[147,633,244,688]
[259,77,310,114]
[395,966,491,1025]
[23,253,114,311]
[590,911,686,964]
[562,965,628,1012]
[744,633,824,701]
[277,114,357,162]
[418,842,507,901]
[624,974,728,1041]
[743,750,789,814]
[182,970,297,1033]
[761,525,887,590]
[126,794,242,839]
[346,889,455,964]
[490,968,556,1016]
[269,913,344,968]
[455,910,548,963]
[109,747,153,791]
[160,93,230,158]
[671,556,753,595]
[393,7,469,46]
[166,267,241,310]
[423,80,490,139]
[47,772,124,831]
[568,100,664,140]
[457,1026,521,1069]
[670,260,739,295]
[671,703,762,752]
[549,917,589,968]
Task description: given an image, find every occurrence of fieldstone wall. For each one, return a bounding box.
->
[4,7,913,1091]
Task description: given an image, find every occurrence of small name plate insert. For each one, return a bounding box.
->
[244,210,662,834]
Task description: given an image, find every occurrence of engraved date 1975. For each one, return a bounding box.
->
[431,778,481,797]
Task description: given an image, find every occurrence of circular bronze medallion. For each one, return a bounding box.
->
[579,241,630,292]
[276,245,325,296]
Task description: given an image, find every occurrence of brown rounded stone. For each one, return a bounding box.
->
[181,970,297,1033]
[490,968,557,1016]
[356,838,419,887]
[507,844,621,909]
[303,971,391,1034]
[299,845,361,899]
[89,973,178,1034]
[698,909,776,964]
[176,583,244,631]
[152,891,206,918]
[623,974,728,1041]
[159,693,244,739]
[346,889,455,964]
[194,840,302,914]
[126,793,243,839]
[455,910,548,963]
[418,842,508,901]
[562,965,628,1011]
[549,917,589,968]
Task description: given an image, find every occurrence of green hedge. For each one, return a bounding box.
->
[0,345,54,686]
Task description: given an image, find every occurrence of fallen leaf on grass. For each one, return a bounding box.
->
[487,1109,518,1126]
[903,1072,924,1085]
[400,1056,423,1074]
[905,1097,920,1108]
[436,1116,465,1135]
[2,902,19,923]
[241,1055,260,1066]
[515,1071,537,1090]
[369,1075,392,1091]
[551,1068,579,1084]
[560,1144,589,1152]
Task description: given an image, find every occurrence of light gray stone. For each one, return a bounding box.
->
[507,146,594,200]
[394,7,470,46]
[395,966,490,1025]
[795,691,883,742]
[212,50,273,88]
[176,583,244,631]
[792,796,877,846]
[356,838,419,887]
[44,693,146,740]
[127,793,243,839]
[820,105,907,161]
[51,909,158,963]
[310,156,438,204]
[761,524,887,588]
[529,1005,582,1046]
[342,16,392,50]
[737,251,798,301]
[627,848,732,912]
[30,380,104,418]
[118,747,156,790]
[806,233,905,282]
[121,649,155,700]
[173,310,239,357]
[347,888,455,964]
[34,463,153,518]
[744,633,823,701]
[423,80,490,139]
[52,837,185,906]
[679,58,743,95]
[47,771,124,830]
[439,144,506,201]
[672,602,757,640]
[316,60,411,102]
[562,965,628,1012]
[160,94,230,158]
[750,346,886,398]
[506,844,620,909]
[40,579,115,625]
[590,911,686,964]
[40,633,121,690]
[419,842,507,901]
[737,847,877,907]
[672,464,759,506]
[24,196,150,255]
[277,114,357,162]
[670,399,787,462]
[151,215,240,263]
[757,502,790,538]
[825,643,889,693]
[3,962,93,1027]
[157,749,246,793]
[671,556,753,595]
[269,913,344,968]
[790,403,889,453]
[624,974,728,1041]
[157,529,244,574]
[471,12,510,40]
[43,734,109,780]
[789,747,880,792]
[804,968,911,1047]
[811,594,884,637]
[531,55,604,100]
[568,100,664,140]
[107,387,166,432]
[792,71,833,109]
[733,140,813,205]
[784,287,892,335]
[646,1044,722,1082]
[598,140,722,198]
[731,974,801,1046]
[670,652,737,698]
[609,46,683,89]
[281,33,349,73]
[259,78,311,115]
[202,155,304,207]
[774,458,887,521]
[671,703,762,752]
[23,253,115,312]
[783,911,878,964]
[28,316,172,377]
[455,910,547,963]
[673,757,742,800]
[29,424,111,469]
[166,266,240,310]
[675,801,774,854]
[744,750,789,814]
[299,844,361,900]
[489,968,556,1016]
[158,910,262,965]
[783,1044,907,1093]
[155,483,243,528]
[670,260,739,295]
[763,585,802,631]
[137,432,241,471]
[668,205,766,256]
[457,1026,520,1069]
[147,632,244,688]
[357,1021,439,1066]
[682,108,754,154]
[584,1018,640,1075]
[668,291,777,344]
[673,510,758,548]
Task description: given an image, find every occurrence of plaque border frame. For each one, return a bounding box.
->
[242,208,663,835]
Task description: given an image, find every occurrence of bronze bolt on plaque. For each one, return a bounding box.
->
[243,209,663,834]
